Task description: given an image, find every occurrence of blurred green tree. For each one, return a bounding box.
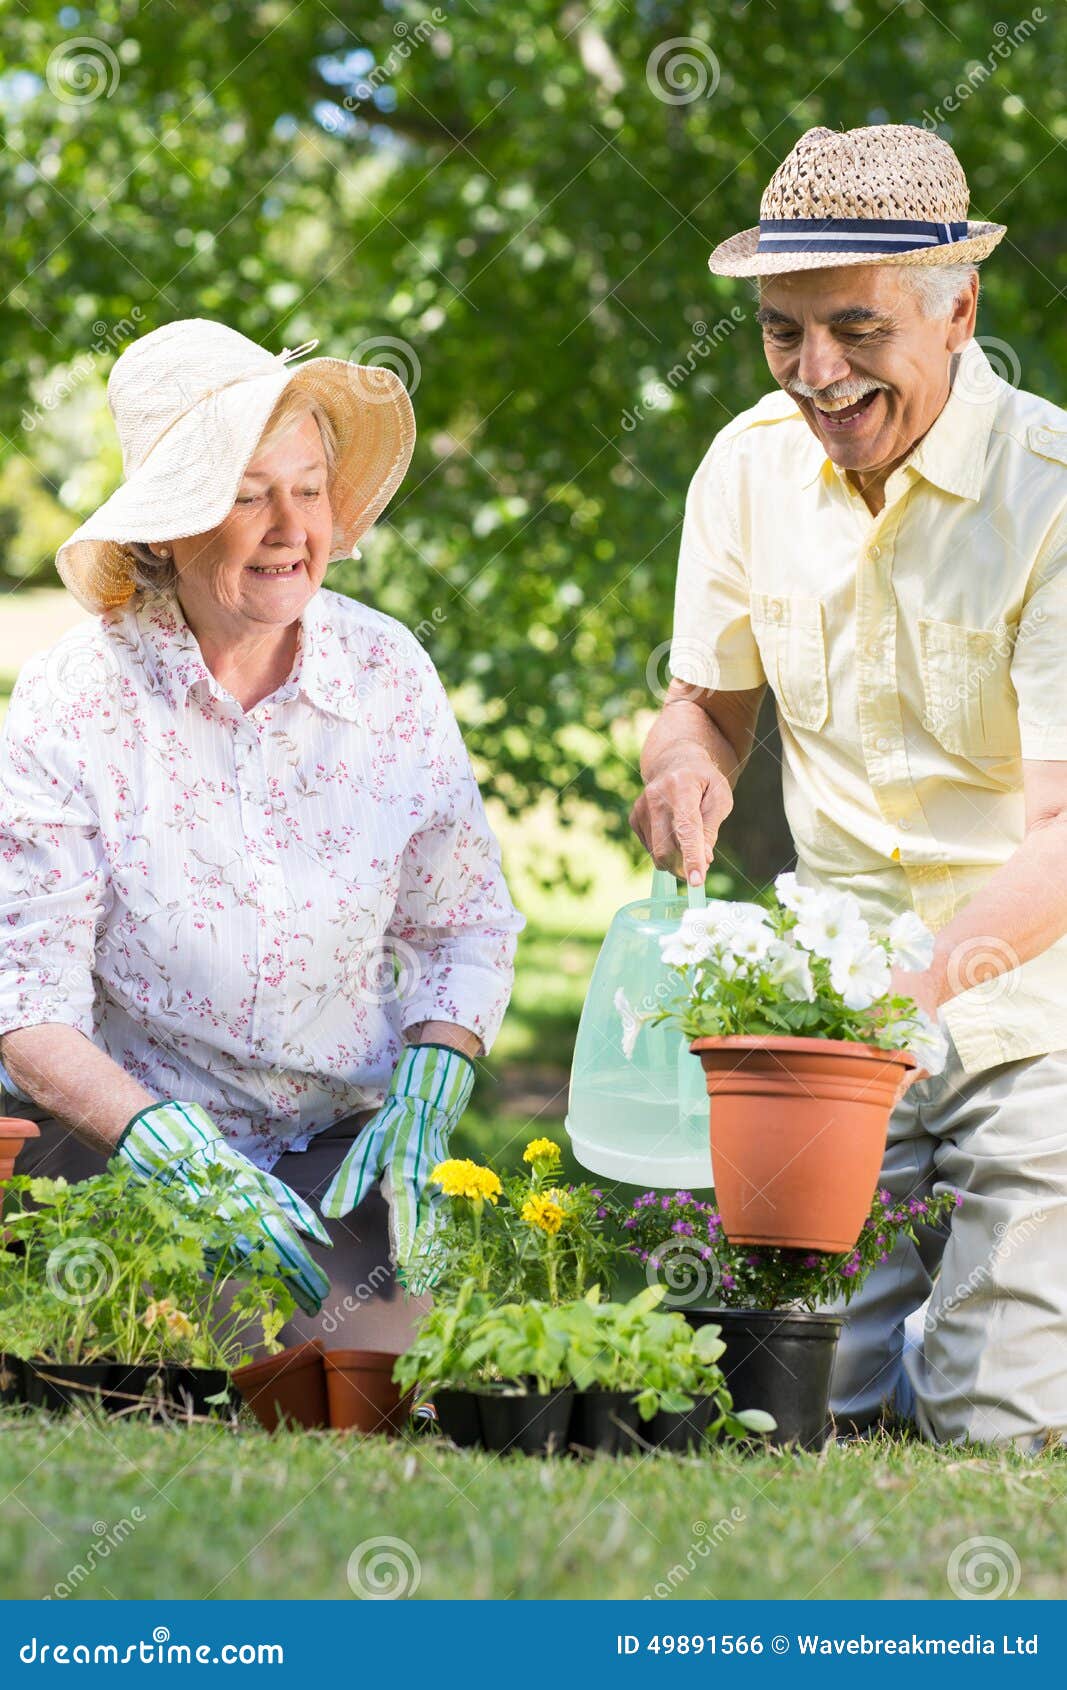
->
[2,0,1063,881]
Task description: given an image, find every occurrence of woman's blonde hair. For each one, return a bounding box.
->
[125,387,341,594]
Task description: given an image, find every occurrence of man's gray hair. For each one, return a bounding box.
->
[753,261,979,320]
[897,261,979,317]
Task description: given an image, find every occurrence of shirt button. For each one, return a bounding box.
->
[868,544,881,560]
[769,601,783,620]
[875,735,890,752]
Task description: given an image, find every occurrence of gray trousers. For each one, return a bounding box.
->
[827,1036,1067,1448]
[1,1092,431,1355]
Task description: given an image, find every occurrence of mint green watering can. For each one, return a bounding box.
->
[565,869,714,1189]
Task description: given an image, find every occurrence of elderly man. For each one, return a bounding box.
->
[632,124,1067,1446]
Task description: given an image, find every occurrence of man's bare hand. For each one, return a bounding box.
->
[629,756,734,886]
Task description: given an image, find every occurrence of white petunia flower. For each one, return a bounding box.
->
[888,909,936,973]
[793,890,870,961]
[615,987,648,1060]
[723,916,775,966]
[659,924,714,967]
[765,939,816,1001]
[829,939,892,1010]
[774,871,820,915]
[683,900,769,939]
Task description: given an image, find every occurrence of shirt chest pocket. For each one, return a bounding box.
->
[750,591,829,731]
[918,618,1021,760]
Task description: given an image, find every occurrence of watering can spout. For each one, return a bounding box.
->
[565,868,714,1190]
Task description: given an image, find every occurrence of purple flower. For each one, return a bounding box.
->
[699,1246,714,1260]
[591,1189,602,1199]
[745,1254,762,1266]
[721,1272,736,1290]
[675,1191,693,1205]
[660,1195,671,1211]
[639,1251,649,1263]
[622,1216,636,1230]
[878,1188,892,1203]
[954,1192,964,1208]
[842,1261,860,1277]
[596,1207,607,1219]
[878,1251,889,1262]
[802,1254,821,1268]
[672,1219,694,1236]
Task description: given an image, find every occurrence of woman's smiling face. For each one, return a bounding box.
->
[756,265,977,482]
[153,409,334,636]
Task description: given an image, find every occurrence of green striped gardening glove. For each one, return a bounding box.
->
[320,1044,476,1287]
[116,1101,332,1316]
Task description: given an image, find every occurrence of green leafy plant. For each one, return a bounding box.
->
[617,873,948,1071]
[621,1186,963,1312]
[418,1136,620,1304]
[394,1281,775,1439]
[0,1164,295,1370]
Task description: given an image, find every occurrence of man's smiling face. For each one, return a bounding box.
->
[756,265,977,482]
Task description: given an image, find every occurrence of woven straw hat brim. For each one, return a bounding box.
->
[708,219,1006,277]
[56,356,415,615]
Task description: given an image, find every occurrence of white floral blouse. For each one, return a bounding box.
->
[0,587,523,1168]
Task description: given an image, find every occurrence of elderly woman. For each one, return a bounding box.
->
[0,317,523,1347]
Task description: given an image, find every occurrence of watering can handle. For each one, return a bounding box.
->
[650,867,707,912]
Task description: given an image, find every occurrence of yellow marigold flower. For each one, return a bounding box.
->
[521,1194,565,1236]
[430,1158,502,1204]
[164,1308,197,1340]
[522,1137,561,1165]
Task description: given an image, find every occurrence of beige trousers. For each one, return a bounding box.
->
[1,1092,431,1355]
[827,1035,1067,1447]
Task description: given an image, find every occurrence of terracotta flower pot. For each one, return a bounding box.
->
[692,1035,915,1252]
[322,1348,412,1435]
[232,1339,330,1432]
[0,1118,40,1184]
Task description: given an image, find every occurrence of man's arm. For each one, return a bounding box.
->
[0,1025,155,1156]
[894,759,1067,1015]
[630,679,766,885]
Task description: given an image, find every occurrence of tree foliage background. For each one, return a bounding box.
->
[2,0,1065,880]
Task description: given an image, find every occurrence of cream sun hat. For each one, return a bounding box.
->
[708,123,1006,277]
[55,317,416,615]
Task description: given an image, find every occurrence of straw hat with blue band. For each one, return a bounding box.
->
[707,123,1006,277]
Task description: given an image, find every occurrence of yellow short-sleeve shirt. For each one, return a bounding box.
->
[670,337,1067,1073]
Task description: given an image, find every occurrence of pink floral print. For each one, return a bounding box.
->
[0,588,523,1168]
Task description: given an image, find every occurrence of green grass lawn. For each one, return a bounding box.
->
[0,1415,1063,1601]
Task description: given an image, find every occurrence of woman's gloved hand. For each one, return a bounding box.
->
[320,1044,475,1286]
[115,1100,331,1315]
